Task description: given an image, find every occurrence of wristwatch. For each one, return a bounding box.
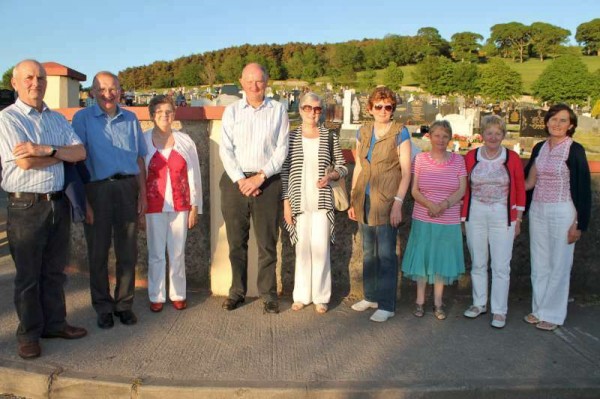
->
[49,146,57,157]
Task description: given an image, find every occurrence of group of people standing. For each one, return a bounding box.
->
[0,59,592,362]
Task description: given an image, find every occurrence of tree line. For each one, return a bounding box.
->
[114,19,600,91]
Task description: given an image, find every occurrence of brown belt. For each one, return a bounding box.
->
[8,191,64,202]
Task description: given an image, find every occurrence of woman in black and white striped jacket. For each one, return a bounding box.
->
[281,92,348,314]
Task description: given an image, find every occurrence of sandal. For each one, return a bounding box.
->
[413,304,424,318]
[523,313,540,324]
[315,304,328,314]
[433,306,446,320]
[291,302,305,311]
[536,321,558,331]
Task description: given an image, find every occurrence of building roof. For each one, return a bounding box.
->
[42,62,86,81]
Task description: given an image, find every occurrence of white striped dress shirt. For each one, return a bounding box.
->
[219,97,289,182]
[0,99,82,193]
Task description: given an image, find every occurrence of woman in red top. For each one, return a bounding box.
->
[461,115,525,329]
[142,95,202,312]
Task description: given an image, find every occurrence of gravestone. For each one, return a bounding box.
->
[508,109,521,125]
[440,103,459,116]
[0,89,15,111]
[397,99,438,125]
[578,115,600,134]
[520,109,547,137]
[357,94,371,121]
[439,113,474,137]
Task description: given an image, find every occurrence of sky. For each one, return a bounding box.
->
[1,0,598,85]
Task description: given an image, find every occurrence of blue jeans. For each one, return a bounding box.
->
[360,197,399,312]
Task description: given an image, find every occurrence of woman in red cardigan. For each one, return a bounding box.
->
[461,115,525,329]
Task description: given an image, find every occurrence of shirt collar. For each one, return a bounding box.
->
[93,102,123,119]
[241,96,272,110]
[15,98,49,115]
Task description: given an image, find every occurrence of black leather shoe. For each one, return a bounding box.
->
[41,324,88,339]
[222,297,244,311]
[114,310,137,325]
[263,301,279,314]
[97,313,114,329]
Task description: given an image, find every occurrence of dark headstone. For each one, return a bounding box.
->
[440,103,459,116]
[358,94,371,121]
[0,89,15,111]
[397,100,439,125]
[520,109,547,137]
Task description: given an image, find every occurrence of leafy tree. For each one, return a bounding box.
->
[201,61,218,86]
[382,62,404,91]
[530,22,570,61]
[453,62,479,97]
[532,55,594,105]
[357,70,376,91]
[219,54,244,83]
[1,66,13,90]
[489,22,531,63]
[415,27,451,59]
[478,58,522,101]
[450,32,483,62]
[362,41,391,69]
[412,56,454,95]
[575,18,600,56]
[300,48,325,80]
[175,63,203,86]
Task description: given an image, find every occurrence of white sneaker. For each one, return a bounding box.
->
[351,300,378,312]
[463,305,487,318]
[370,310,395,322]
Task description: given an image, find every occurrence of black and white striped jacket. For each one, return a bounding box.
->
[281,125,348,244]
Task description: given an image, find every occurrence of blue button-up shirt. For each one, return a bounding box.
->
[0,99,82,193]
[72,104,147,182]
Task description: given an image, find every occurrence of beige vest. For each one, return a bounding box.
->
[351,121,404,226]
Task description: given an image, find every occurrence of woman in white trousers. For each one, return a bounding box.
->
[143,95,202,312]
[461,115,526,329]
[524,104,591,331]
[282,92,347,314]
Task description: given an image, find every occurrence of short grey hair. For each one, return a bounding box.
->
[299,92,322,108]
[480,115,506,137]
[12,59,44,79]
[430,120,453,137]
[92,71,120,90]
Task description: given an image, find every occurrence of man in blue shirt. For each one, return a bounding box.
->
[72,72,147,329]
[0,59,88,359]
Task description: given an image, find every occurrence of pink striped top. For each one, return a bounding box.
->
[412,152,467,225]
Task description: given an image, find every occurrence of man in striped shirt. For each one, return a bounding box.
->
[219,63,289,314]
[0,59,87,359]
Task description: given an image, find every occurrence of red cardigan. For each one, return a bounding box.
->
[461,147,526,225]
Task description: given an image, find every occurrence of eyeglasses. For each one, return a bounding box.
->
[301,105,323,114]
[373,104,394,112]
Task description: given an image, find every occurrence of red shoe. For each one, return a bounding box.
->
[150,302,163,312]
[172,300,187,310]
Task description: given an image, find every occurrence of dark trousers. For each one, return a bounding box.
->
[219,173,281,301]
[7,196,70,343]
[84,177,138,314]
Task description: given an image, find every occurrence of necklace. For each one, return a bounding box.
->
[482,146,501,160]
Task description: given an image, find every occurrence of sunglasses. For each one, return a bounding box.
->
[373,104,394,112]
[301,105,323,114]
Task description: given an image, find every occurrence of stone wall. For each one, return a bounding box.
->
[63,107,599,299]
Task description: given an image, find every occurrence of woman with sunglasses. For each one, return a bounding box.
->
[348,87,411,322]
[281,92,347,314]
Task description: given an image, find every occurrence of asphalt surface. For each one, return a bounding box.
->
[0,195,599,398]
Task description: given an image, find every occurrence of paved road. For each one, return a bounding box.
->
[0,191,599,398]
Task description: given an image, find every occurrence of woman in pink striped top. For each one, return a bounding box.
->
[402,120,467,320]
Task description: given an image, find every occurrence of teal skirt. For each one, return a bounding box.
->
[402,219,465,285]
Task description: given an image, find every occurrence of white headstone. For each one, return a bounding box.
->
[438,113,474,137]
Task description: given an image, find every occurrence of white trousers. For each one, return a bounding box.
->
[293,210,332,305]
[465,200,515,315]
[146,211,189,302]
[529,201,576,325]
